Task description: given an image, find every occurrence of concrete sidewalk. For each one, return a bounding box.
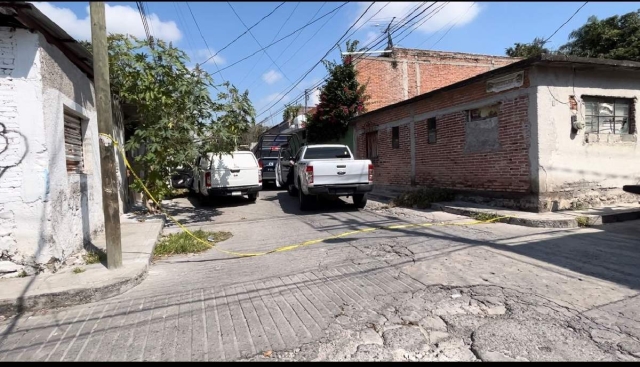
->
[0,218,164,317]
[431,201,640,228]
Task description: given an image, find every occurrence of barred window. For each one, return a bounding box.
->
[584,97,632,135]
[427,118,437,144]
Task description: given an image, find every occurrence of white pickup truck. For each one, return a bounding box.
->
[277,144,374,210]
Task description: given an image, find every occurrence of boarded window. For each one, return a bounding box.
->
[583,97,633,134]
[468,105,499,122]
[427,118,437,144]
[391,126,399,149]
[366,131,378,159]
[64,111,84,174]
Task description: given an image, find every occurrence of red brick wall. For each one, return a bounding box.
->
[356,48,520,113]
[414,95,531,192]
[354,68,532,194]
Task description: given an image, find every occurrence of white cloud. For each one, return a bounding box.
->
[31,2,182,42]
[194,48,225,65]
[363,30,380,46]
[355,2,481,35]
[262,70,283,85]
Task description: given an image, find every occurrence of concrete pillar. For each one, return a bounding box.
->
[402,60,409,100]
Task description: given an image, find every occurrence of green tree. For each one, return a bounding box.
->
[505,37,549,58]
[305,40,368,143]
[283,104,302,123]
[84,35,254,210]
[559,9,640,61]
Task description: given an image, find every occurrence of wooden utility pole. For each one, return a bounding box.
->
[90,2,122,269]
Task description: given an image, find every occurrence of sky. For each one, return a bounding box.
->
[32,1,640,126]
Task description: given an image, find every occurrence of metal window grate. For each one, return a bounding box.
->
[583,97,631,135]
[64,112,84,173]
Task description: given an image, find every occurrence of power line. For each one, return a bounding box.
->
[227,2,298,90]
[543,1,588,44]
[245,2,327,91]
[430,2,476,49]
[205,2,350,74]
[198,2,286,65]
[239,2,300,86]
[255,2,377,118]
[395,2,449,45]
[258,2,432,123]
[267,1,391,99]
[185,2,225,81]
[173,2,197,56]
[258,2,431,118]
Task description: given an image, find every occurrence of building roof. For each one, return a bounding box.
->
[0,1,93,79]
[353,54,640,120]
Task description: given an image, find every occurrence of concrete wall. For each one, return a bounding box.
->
[355,48,520,113]
[0,26,107,273]
[533,65,640,211]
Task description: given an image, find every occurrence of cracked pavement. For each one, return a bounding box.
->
[1,190,639,361]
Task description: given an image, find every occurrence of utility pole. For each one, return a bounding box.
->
[384,16,395,51]
[90,2,122,269]
[304,89,310,112]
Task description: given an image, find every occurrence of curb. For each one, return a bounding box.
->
[0,216,166,318]
[430,203,579,229]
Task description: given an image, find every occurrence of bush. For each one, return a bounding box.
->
[392,188,455,209]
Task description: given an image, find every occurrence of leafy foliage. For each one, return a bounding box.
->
[559,10,640,61]
[505,37,549,58]
[305,40,368,143]
[283,104,302,123]
[154,230,232,257]
[83,35,255,209]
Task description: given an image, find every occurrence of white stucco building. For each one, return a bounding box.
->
[0,3,128,274]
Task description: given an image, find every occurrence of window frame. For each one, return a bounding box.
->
[365,131,378,160]
[427,117,437,144]
[63,109,86,174]
[391,126,400,149]
[582,96,633,135]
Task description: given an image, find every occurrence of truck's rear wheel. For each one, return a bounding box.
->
[353,194,367,209]
[247,193,258,202]
[299,184,312,211]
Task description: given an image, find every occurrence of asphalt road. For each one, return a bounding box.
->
[1,187,639,361]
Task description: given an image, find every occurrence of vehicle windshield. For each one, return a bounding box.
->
[303,147,352,160]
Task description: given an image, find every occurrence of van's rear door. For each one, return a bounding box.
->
[209,152,259,188]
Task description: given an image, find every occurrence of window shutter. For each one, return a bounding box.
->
[64,113,84,173]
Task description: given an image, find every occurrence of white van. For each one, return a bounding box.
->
[191,151,262,202]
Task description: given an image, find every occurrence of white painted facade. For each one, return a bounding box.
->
[0,27,126,273]
[532,65,640,210]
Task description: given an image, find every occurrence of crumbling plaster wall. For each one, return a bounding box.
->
[533,65,640,211]
[0,26,103,274]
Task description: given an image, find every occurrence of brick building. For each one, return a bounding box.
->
[352,54,640,212]
[355,47,519,113]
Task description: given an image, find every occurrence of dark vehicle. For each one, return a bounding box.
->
[254,132,304,187]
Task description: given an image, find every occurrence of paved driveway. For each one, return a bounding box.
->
[1,188,639,361]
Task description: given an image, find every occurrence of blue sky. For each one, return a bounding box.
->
[33,2,640,125]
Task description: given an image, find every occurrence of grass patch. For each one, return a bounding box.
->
[83,250,106,265]
[73,267,85,274]
[471,212,503,222]
[392,188,455,209]
[576,216,590,227]
[17,270,27,278]
[154,230,233,257]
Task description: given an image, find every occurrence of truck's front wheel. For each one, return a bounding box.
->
[353,194,368,209]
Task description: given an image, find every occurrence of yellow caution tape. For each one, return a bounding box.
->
[100,133,511,258]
